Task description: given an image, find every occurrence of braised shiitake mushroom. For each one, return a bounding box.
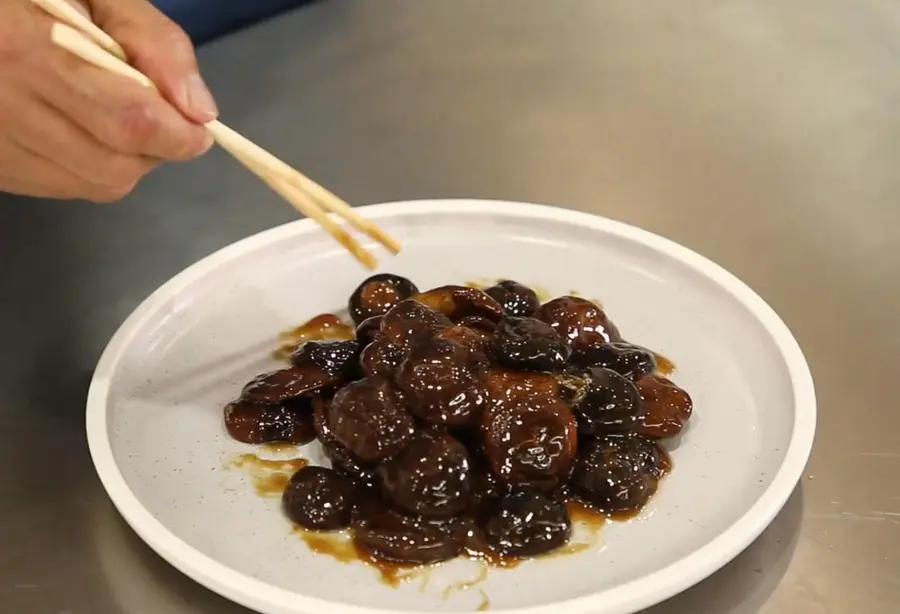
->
[569,341,657,381]
[634,374,693,438]
[484,280,541,318]
[348,273,420,326]
[358,338,406,379]
[353,505,468,565]
[456,314,498,334]
[569,434,669,513]
[571,367,645,435]
[394,336,488,426]
[482,395,578,491]
[491,316,570,372]
[435,324,492,360]
[283,466,354,530]
[327,377,416,462]
[537,296,621,349]
[312,397,377,486]
[240,366,339,404]
[412,285,505,323]
[480,489,572,557]
[355,316,383,346]
[481,369,578,490]
[224,398,316,445]
[377,430,472,517]
[290,339,362,381]
[379,299,452,349]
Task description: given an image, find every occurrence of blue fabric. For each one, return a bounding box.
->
[152,0,309,44]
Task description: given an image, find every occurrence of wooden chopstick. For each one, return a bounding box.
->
[34,0,401,267]
[32,0,126,58]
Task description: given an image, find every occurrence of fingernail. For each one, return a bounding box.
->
[185,73,218,121]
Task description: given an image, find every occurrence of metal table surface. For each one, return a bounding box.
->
[1,1,897,613]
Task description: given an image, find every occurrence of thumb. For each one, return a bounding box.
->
[89,0,218,124]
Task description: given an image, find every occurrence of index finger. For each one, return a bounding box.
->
[37,38,213,160]
[90,0,218,124]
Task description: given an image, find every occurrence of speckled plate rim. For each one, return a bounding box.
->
[85,199,816,614]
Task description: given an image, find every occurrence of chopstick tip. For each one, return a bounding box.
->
[368,228,402,254]
[359,252,379,270]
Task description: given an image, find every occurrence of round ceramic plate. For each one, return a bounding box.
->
[86,199,816,614]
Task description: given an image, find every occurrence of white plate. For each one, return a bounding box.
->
[86,199,816,614]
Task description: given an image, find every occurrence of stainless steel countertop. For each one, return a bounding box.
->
[1,1,897,612]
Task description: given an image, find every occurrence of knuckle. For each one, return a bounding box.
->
[160,24,193,56]
[113,102,160,152]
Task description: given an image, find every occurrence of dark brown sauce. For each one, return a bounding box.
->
[289,517,536,588]
[272,488,618,592]
[293,529,427,587]
[232,451,446,588]
[292,495,615,587]
[230,454,308,497]
[568,496,641,524]
[273,313,355,361]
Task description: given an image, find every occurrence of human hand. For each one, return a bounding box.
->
[0,0,218,202]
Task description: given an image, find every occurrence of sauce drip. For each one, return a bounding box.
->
[654,352,676,376]
[568,496,641,524]
[293,529,427,587]
[289,496,617,588]
[230,454,308,497]
[233,454,613,590]
[273,313,354,361]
